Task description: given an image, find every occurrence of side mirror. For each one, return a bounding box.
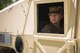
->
[15,35,23,53]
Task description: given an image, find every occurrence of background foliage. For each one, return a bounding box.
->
[0,0,18,10]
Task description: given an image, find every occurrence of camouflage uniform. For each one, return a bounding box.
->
[40,23,64,34]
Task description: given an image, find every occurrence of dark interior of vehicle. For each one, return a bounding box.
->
[0,46,16,53]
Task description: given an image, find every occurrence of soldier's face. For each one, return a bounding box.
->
[49,13,62,24]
